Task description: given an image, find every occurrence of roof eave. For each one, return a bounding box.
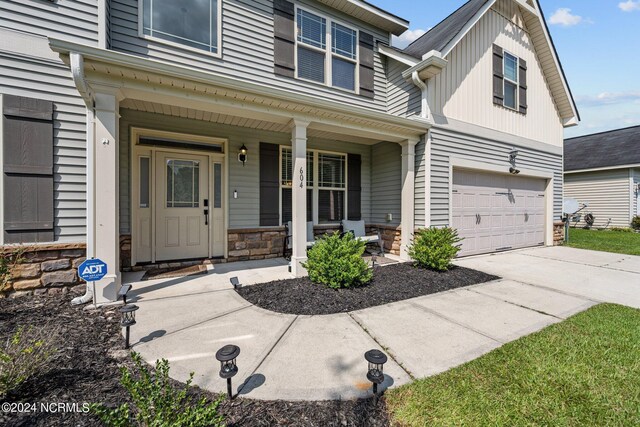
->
[316,0,409,35]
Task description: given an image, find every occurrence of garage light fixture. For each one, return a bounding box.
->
[216,344,240,399]
[509,148,520,175]
[365,349,387,404]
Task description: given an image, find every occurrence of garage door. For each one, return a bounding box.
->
[452,170,546,256]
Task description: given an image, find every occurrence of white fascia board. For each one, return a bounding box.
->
[377,44,418,67]
[316,0,410,35]
[564,165,640,174]
[400,51,448,81]
[513,0,538,17]
[49,38,428,135]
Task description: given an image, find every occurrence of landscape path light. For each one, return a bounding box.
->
[120,304,139,349]
[216,344,240,399]
[365,349,387,404]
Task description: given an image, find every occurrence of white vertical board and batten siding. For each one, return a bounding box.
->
[431,0,563,146]
[109,0,390,112]
[430,127,563,228]
[0,0,100,242]
[119,109,374,232]
[564,169,633,228]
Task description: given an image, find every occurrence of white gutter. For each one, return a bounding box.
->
[411,71,430,120]
[69,52,95,306]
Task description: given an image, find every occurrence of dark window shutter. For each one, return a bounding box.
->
[359,32,375,99]
[2,95,54,243]
[273,0,295,78]
[347,154,362,220]
[260,142,280,226]
[518,58,528,114]
[492,44,504,106]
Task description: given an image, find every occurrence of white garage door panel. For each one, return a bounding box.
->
[453,170,545,256]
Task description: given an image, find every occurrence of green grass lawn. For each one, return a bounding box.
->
[565,228,640,256]
[386,304,640,426]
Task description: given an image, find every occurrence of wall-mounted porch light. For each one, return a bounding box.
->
[238,144,248,166]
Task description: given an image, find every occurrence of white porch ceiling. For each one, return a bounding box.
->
[120,99,385,145]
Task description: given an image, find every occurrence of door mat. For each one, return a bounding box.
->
[141,265,208,281]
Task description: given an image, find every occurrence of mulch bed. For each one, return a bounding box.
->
[238,263,500,315]
[0,291,389,426]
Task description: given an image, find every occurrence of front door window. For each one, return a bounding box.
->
[166,159,200,208]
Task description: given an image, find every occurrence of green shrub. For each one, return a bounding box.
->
[0,326,57,398]
[632,216,640,231]
[91,352,225,427]
[302,231,373,289]
[408,227,463,272]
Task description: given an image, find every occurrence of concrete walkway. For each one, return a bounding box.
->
[123,247,640,401]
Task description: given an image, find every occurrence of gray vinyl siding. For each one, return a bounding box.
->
[0,0,99,46]
[109,0,389,112]
[371,142,401,225]
[414,136,425,227]
[0,0,99,243]
[429,126,563,227]
[118,109,373,233]
[386,58,421,117]
[564,169,633,228]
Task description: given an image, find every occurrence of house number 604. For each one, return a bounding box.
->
[299,167,304,188]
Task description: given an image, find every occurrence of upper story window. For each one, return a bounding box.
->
[503,52,518,110]
[296,8,359,92]
[141,0,221,55]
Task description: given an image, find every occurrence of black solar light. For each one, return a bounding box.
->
[371,253,377,268]
[230,277,240,290]
[118,284,132,304]
[120,304,139,349]
[216,344,240,399]
[365,349,387,403]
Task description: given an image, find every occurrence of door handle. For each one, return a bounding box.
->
[204,199,209,226]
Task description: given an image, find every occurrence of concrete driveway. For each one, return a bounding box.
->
[123,246,640,401]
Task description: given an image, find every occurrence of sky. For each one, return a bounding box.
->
[373,0,640,138]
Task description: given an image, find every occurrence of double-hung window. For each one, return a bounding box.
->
[296,8,358,92]
[280,148,346,224]
[141,0,220,55]
[503,52,518,110]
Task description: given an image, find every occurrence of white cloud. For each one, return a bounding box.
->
[619,0,640,12]
[549,8,583,26]
[577,91,640,106]
[391,28,427,49]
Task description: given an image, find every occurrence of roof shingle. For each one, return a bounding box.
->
[564,126,640,171]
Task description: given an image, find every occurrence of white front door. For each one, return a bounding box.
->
[155,152,209,261]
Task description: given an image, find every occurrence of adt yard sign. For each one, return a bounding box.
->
[78,258,108,282]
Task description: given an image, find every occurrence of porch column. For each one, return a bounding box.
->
[400,138,419,260]
[290,119,310,277]
[91,91,121,304]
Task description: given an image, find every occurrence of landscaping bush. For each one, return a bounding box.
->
[91,352,225,427]
[302,231,373,289]
[0,325,57,398]
[408,227,463,272]
[632,216,640,231]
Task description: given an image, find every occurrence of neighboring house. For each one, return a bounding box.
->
[564,126,640,228]
[0,0,578,302]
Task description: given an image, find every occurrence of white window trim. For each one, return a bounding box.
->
[503,50,519,111]
[137,0,223,59]
[279,146,349,226]
[294,5,360,94]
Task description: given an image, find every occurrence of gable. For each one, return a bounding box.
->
[429,0,564,145]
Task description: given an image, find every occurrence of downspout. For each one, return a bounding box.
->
[70,53,96,306]
[411,71,430,120]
